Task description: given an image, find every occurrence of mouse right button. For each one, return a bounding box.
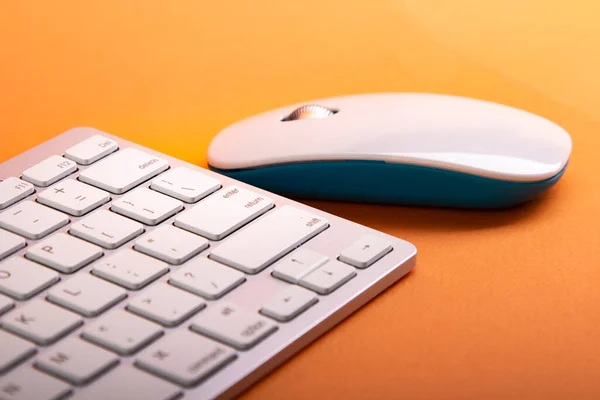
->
[338,234,393,269]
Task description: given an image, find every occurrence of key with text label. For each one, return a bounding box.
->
[0,178,35,210]
[136,330,236,387]
[79,148,169,194]
[174,185,274,240]
[21,155,77,187]
[64,132,118,165]
[191,302,278,350]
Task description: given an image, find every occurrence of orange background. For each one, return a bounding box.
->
[2,1,600,398]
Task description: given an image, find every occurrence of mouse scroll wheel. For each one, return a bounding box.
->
[281,104,338,121]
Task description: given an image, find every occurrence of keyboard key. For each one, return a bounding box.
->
[0,293,14,315]
[74,366,181,400]
[47,274,127,317]
[21,155,77,187]
[127,284,205,327]
[0,201,69,240]
[2,299,82,345]
[91,249,168,290]
[272,248,329,284]
[111,187,183,225]
[338,234,393,268]
[0,229,26,260]
[0,257,59,300]
[174,185,273,240]
[169,257,245,300]
[79,148,169,194]
[0,177,34,210]
[64,133,118,165]
[36,337,119,385]
[37,179,110,216]
[0,367,71,400]
[136,330,236,387]
[209,205,329,274]
[26,233,103,273]
[0,331,36,373]
[150,166,221,203]
[134,225,208,265]
[70,209,144,249]
[191,302,278,350]
[82,309,163,355]
[299,260,357,295]
[260,285,318,322]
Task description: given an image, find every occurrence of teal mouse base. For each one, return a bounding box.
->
[208,160,567,209]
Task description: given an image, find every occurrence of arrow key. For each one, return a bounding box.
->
[260,285,318,322]
[299,260,356,295]
[338,234,393,268]
[272,248,329,284]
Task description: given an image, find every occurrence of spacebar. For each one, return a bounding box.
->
[209,205,329,274]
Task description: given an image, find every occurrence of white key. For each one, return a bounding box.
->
[272,248,329,284]
[260,285,318,322]
[37,179,110,216]
[136,330,236,387]
[150,167,221,203]
[0,201,69,240]
[47,274,127,317]
[0,257,59,300]
[299,260,357,294]
[21,155,77,187]
[91,249,168,290]
[174,185,274,240]
[79,148,169,194]
[26,233,103,273]
[82,309,163,355]
[169,257,245,300]
[74,366,181,400]
[36,337,119,385]
[2,299,82,345]
[70,209,144,249]
[191,302,278,350]
[0,229,26,260]
[0,367,71,400]
[134,225,208,265]
[209,205,329,274]
[339,234,393,268]
[0,293,14,315]
[0,177,34,210]
[111,187,183,225]
[0,331,36,373]
[127,284,205,327]
[64,133,118,165]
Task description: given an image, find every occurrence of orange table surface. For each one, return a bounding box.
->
[2,1,600,398]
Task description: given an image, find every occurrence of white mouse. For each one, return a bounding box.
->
[207,92,572,208]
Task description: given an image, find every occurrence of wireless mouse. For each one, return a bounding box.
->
[207,93,572,208]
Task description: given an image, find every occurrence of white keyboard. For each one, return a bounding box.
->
[0,127,416,400]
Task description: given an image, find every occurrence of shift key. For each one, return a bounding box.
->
[209,205,329,274]
[78,148,168,194]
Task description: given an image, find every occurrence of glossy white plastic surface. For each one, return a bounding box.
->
[207,93,572,182]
